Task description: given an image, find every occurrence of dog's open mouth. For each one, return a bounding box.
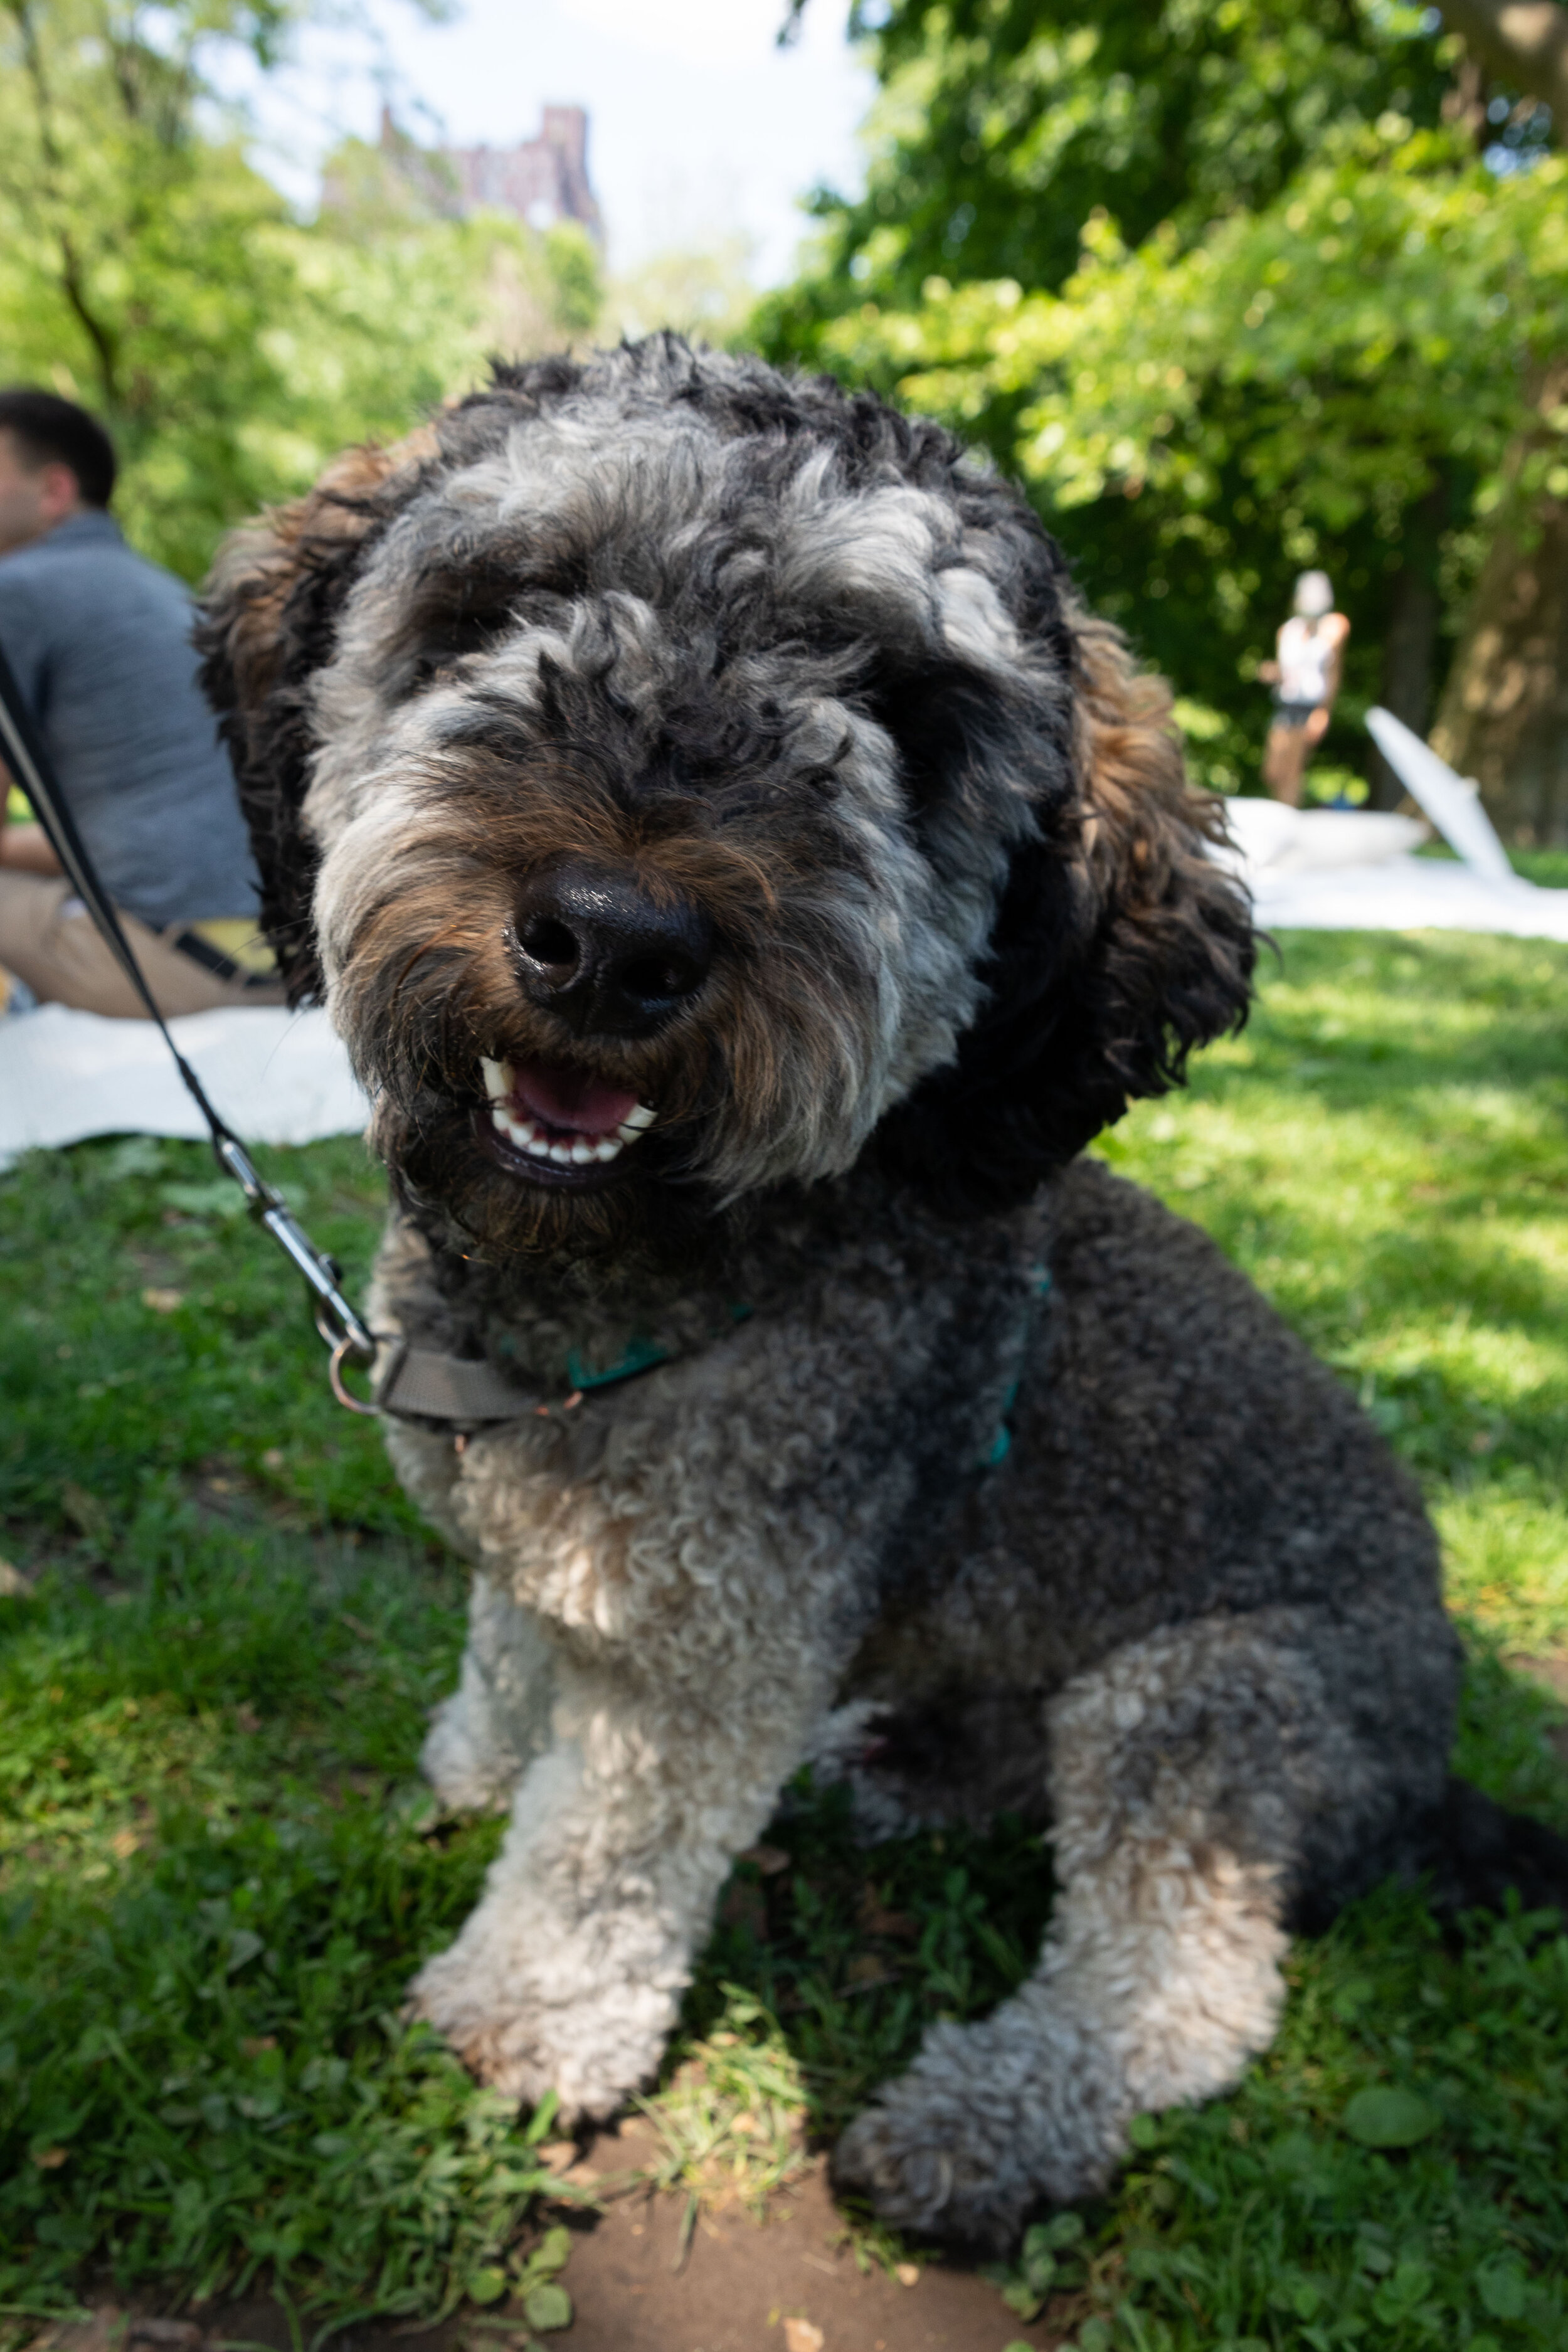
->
[477,1054,657,1186]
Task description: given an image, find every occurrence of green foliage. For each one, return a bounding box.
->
[633,1988,813,2237]
[983,2210,1087,2321]
[812,138,1567,750]
[3,931,1567,2329]
[757,1,1562,781]
[542,221,603,339]
[0,1132,410,1532]
[607,233,758,349]
[773,0,1459,318]
[0,3,603,583]
[684,1798,1057,2139]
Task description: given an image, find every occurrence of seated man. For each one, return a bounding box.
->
[0,386,280,1017]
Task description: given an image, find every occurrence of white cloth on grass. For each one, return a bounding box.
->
[1214,707,1568,941]
[0,1002,367,1172]
[1249,856,1568,940]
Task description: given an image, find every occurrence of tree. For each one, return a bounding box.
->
[1439,0,1568,119]
[323,118,603,357]
[760,3,1564,819]
[607,234,756,348]
[1425,0,1568,837]
[0,2,599,581]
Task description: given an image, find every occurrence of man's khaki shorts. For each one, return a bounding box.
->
[0,871,285,1019]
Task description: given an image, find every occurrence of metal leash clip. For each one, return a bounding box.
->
[211,1133,384,1414]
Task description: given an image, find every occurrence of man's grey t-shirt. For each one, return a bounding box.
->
[0,510,260,927]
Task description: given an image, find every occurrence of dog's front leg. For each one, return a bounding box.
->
[408,1650,822,2119]
[421,1571,558,1813]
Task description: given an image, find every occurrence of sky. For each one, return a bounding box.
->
[245,0,876,286]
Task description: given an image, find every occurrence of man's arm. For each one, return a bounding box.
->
[0,766,64,874]
[0,570,66,875]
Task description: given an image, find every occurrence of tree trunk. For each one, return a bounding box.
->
[1438,1,1568,119]
[1369,487,1444,809]
[1432,362,1568,844]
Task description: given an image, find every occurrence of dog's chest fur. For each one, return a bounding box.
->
[371,1172,1051,1692]
[371,1158,1440,1762]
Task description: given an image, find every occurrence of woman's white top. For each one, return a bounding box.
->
[1277,615,1335,707]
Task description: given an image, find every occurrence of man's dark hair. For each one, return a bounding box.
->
[0,388,117,507]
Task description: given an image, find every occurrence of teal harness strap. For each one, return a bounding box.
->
[982,1262,1054,1468]
[566,1333,672,1391]
[568,1273,1051,1458]
[424,1273,1048,1449]
[565,1301,754,1395]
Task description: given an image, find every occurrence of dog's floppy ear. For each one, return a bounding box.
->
[196,430,437,1000]
[879,615,1254,1213]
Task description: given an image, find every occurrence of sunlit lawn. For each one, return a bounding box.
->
[1,929,1565,2349]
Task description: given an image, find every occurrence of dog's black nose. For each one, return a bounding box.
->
[511,858,713,1037]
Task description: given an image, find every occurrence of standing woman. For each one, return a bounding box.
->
[1259,569,1350,805]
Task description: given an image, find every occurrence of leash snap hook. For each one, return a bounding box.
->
[314,1274,386,1417]
[328,1333,382,1416]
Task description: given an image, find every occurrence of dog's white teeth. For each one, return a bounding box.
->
[489,1093,633,1171]
[620,1103,657,1133]
[480,1056,513,1103]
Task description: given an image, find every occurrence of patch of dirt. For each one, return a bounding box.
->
[546,2139,1060,2351]
[29,2126,1067,2352]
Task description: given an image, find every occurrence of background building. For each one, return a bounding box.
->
[375,102,601,241]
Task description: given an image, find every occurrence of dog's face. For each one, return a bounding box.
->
[200,341,1252,1272]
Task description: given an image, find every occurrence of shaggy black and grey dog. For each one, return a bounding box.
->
[199,337,1565,2246]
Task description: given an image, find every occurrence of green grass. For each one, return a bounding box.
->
[3,930,1568,2347]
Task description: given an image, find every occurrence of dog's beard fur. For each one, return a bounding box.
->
[324,738,992,1298]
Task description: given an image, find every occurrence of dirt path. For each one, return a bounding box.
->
[527,2116,1059,2352]
[32,2121,1064,2352]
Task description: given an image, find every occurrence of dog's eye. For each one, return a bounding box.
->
[385,562,531,699]
[398,606,514,697]
[859,659,978,813]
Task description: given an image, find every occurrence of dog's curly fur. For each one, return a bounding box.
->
[198,337,1567,2247]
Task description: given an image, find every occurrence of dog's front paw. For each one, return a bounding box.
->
[834,2080,1027,2250]
[409,1942,675,2121]
[832,2017,1118,2247]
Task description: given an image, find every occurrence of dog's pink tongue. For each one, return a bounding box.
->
[512,1056,638,1138]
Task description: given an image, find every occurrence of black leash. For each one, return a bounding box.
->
[0,634,381,1403]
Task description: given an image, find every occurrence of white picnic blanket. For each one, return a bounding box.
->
[1249,855,1568,940]
[0,1001,368,1171]
[1216,709,1568,942]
